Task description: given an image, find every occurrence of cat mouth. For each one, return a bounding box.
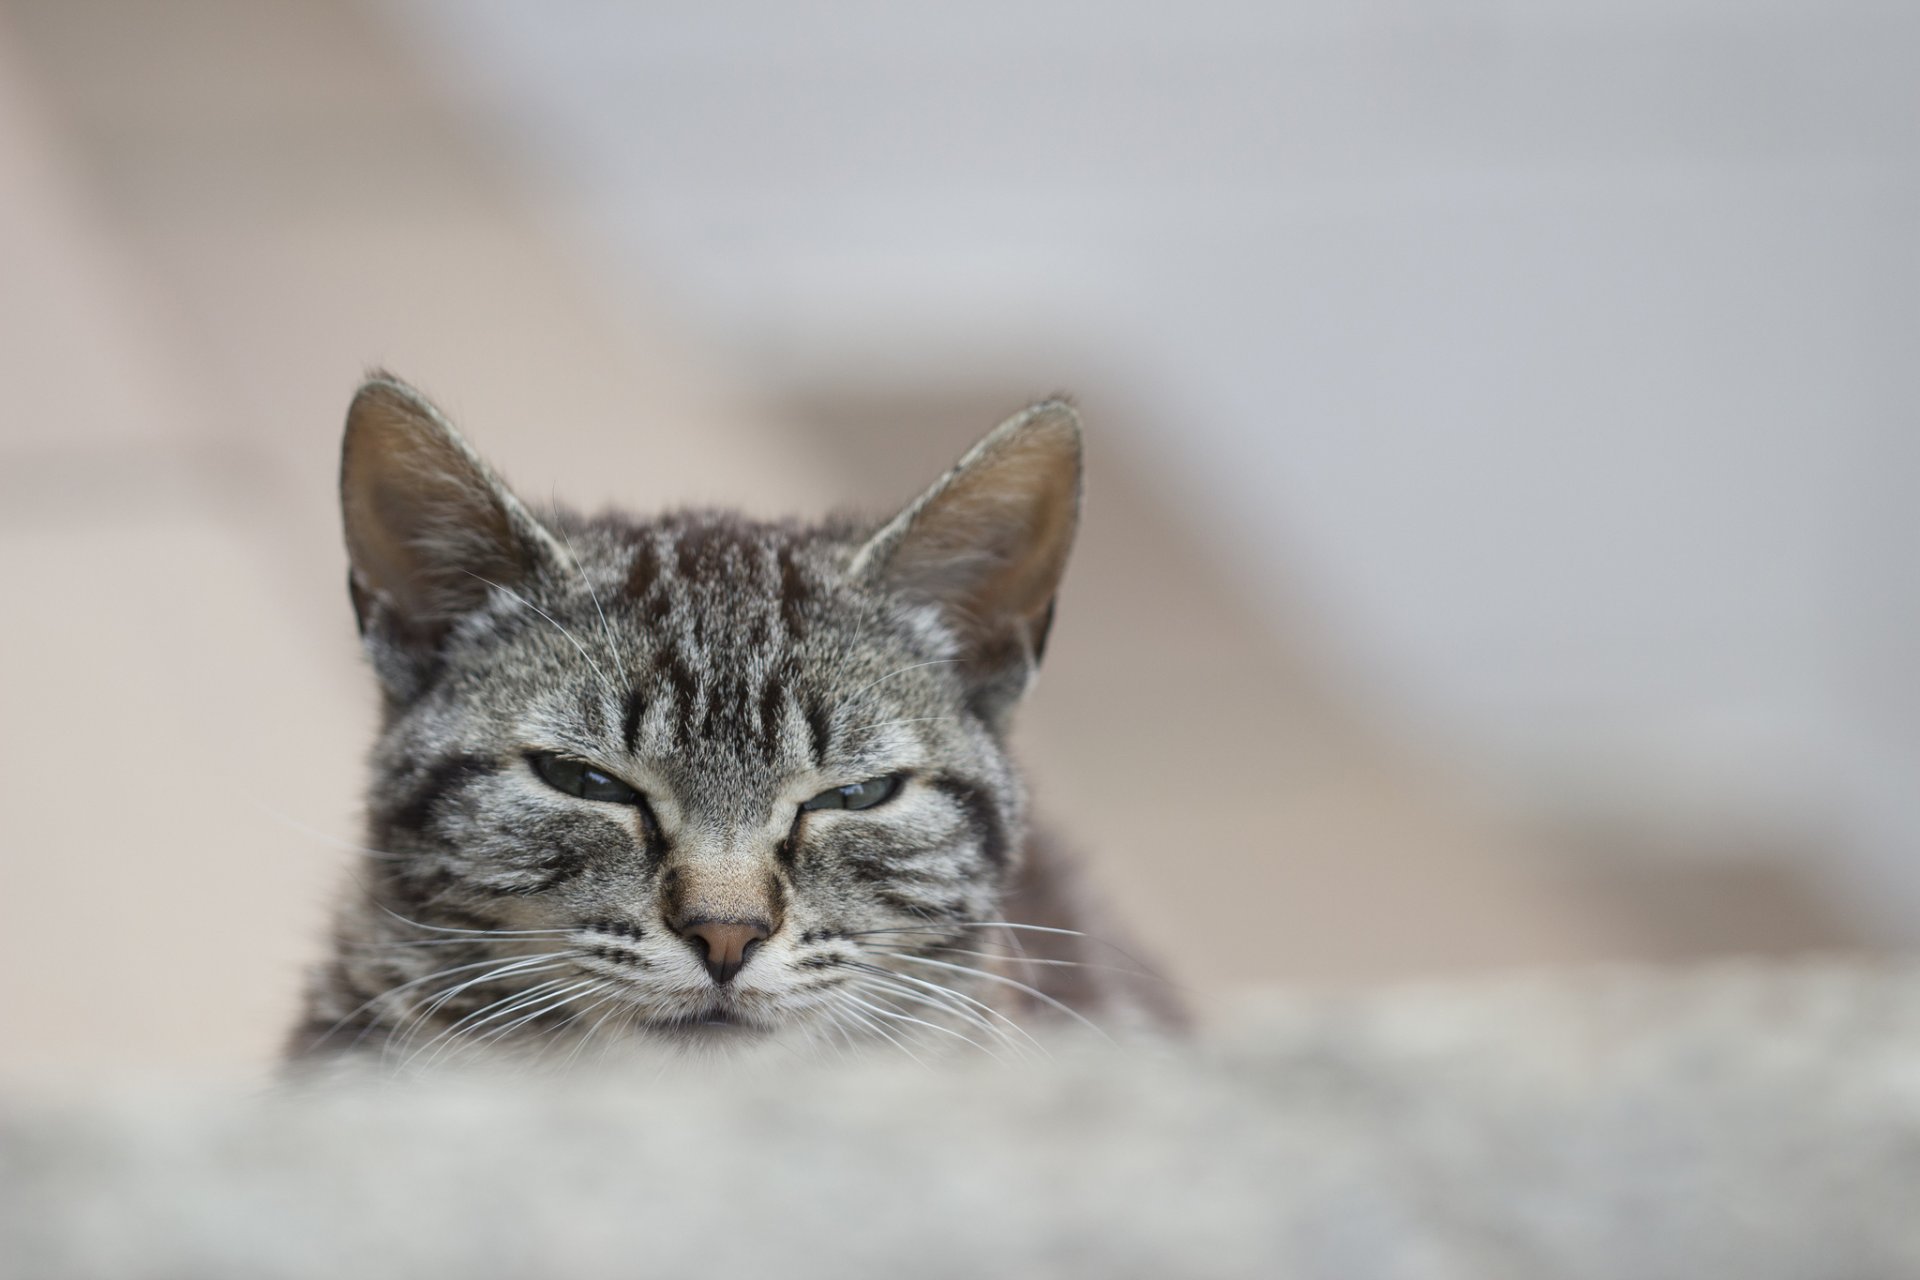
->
[638,1007,762,1037]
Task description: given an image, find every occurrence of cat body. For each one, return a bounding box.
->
[289,376,1175,1070]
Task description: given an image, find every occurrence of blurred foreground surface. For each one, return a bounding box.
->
[7,960,1919,1279]
[0,0,1907,1086]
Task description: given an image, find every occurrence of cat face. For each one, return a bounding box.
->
[303,376,1080,1065]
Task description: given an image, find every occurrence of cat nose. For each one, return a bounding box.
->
[675,918,771,985]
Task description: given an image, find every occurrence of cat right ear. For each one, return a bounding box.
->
[851,399,1083,726]
[340,373,553,694]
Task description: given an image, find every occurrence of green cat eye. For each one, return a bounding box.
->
[801,774,904,813]
[529,752,642,806]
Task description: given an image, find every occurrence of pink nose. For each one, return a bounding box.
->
[675,919,770,984]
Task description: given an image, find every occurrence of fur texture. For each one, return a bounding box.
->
[290,374,1176,1070]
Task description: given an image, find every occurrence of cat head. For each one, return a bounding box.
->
[327,373,1080,1056]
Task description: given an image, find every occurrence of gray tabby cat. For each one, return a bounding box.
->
[289,374,1178,1070]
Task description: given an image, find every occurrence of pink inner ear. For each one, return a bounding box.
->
[870,403,1082,655]
[341,377,537,627]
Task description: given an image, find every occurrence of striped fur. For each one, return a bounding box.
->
[289,375,1176,1071]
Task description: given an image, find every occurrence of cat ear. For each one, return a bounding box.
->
[340,372,556,690]
[853,399,1083,723]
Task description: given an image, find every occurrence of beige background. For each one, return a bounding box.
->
[0,0,1864,1087]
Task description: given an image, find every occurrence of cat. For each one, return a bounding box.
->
[287,373,1181,1071]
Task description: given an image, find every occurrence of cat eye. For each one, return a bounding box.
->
[801,774,905,813]
[528,752,643,806]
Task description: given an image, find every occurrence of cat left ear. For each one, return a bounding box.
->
[853,399,1082,724]
[340,372,558,695]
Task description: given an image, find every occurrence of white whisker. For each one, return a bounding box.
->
[849,976,1024,1059]
[462,569,617,704]
[404,955,578,1029]
[886,953,1115,1044]
[557,523,633,691]
[841,986,1002,1058]
[369,901,575,939]
[877,943,1158,982]
[852,920,1162,974]
[852,961,1049,1058]
[471,979,611,1052]
[384,963,575,1062]
[397,975,580,1070]
[843,658,962,703]
[842,715,960,735]
[854,922,1091,941]
[310,950,576,1054]
[826,992,931,1069]
[245,801,409,862]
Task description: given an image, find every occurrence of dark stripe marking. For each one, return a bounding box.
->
[759,674,783,750]
[926,775,1011,872]
[622,688,646,754]
[656,645,702,746]
[805,701,832,762]
[624,537,661,602]
[776,543,811,637]
[385,754,497,836]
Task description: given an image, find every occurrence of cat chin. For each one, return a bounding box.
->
[635,1008,760,1036]
[611,997,790,1045]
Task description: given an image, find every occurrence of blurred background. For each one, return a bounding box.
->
[2,0,1915,1087]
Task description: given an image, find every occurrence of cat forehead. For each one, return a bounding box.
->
[488,511,952,734]
[611,511,837,613]
[555,510,888,659]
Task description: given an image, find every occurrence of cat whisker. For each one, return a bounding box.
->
[461,568,619,708]
[850,922,1088,940]
[823,991,932,1070]
[558,990,632,1070]
[471,976,604,1043]
[355,935,551,950]
[843,658,962,703]
[884,953,1116,1045]
[245,801,410,862]
[851,921,1162,973]
[849,960,1049,1059]
[841,715,960,736]
[306,951,574,1054]
[781,983,865,1063]
[821,1005,864,1061]
[847,974,1028,1060]
[369,900,576,939]
[598,1001,646,1068]
[799,1002,857,1066]
[405,953,579,1020]
[875,942,1164,984]
[469,978,612,1054]
[557,523,633,691]
[426,990,579,1066]
[392,968,574,1055]
[399,974,591,1072]
[386,957,581,1060]
[839,984,1005,1059]
[571,999,635,1071]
